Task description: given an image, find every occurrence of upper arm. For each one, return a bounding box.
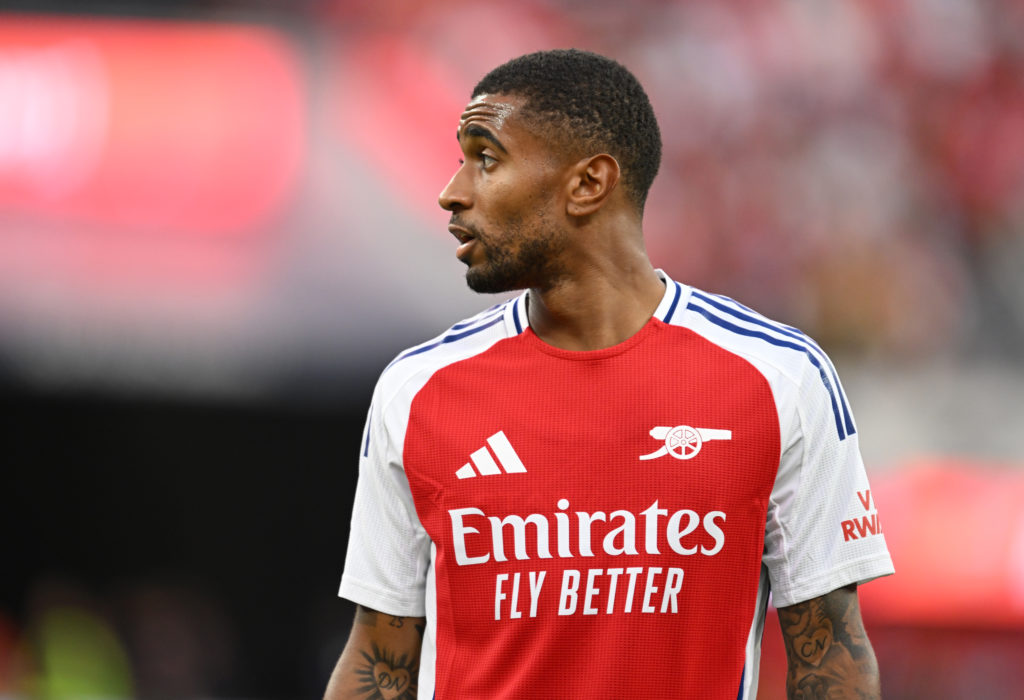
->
[763,351,893,608]
[323,605,427,700]
[341,394,431,616]
[777,584,881,700]
[331,390,430,698]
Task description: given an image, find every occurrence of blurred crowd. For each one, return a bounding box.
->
[0,578,233,698]
[320,0,1024,361]
[627,0,1024,360]
[3,0,1022,388]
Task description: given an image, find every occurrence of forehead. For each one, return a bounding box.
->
[457,94,530,141]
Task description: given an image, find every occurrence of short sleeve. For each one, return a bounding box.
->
[763,355,894,608]
[339,394,432,616]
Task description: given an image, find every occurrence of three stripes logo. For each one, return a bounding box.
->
[455,431,526,479]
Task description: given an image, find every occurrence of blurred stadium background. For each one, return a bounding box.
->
[2,0,1023,697]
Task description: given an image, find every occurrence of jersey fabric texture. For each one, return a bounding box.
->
[339,271,894,699]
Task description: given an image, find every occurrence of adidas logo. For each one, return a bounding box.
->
[455,431,526,479]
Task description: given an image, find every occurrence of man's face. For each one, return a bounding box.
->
[439,94,571,294]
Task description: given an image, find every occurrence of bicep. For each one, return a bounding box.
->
[323,605,426,700]
[777,584,881,700]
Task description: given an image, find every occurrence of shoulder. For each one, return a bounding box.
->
[668,285,825,380]
[372,294,528,409]
[664,282,856,440]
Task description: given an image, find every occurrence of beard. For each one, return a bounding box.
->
[463,215,568,294]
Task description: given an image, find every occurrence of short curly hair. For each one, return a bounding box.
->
[473,48,662,212]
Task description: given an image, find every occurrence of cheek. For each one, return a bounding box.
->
[480,183,524,226]
[523,169,564,212]
[480,163,561,228]
[505,177,554,213]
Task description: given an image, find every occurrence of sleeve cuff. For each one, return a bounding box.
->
[771,553,895,608]
[339,574,427,618]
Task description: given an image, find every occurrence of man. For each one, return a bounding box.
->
[324,49,894,699]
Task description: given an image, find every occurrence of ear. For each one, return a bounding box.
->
[566,154,620,217]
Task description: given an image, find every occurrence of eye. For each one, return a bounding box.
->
[479,152,496,168]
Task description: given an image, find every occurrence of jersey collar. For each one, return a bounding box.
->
[651,269,692,325]
[506,269,690,337]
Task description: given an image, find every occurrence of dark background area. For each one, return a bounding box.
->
[4,383,374,696]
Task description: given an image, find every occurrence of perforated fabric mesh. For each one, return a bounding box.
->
[339,299,521,613]
[676,287,894,608]
[339,393,431,616]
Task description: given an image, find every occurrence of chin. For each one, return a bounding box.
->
[465,276,508,295]
[465,267,522,295]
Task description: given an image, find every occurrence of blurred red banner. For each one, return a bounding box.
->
[0,14,305,237]
[861,459,1024,627]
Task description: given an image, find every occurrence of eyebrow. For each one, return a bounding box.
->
[457,124,508,153]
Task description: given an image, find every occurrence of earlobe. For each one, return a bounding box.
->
[567,154,620,217]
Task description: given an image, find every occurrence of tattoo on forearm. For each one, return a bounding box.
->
[354,609,423,638]
[355,641,418,700]
[779,588,880,699]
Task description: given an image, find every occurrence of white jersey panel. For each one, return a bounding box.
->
[419,541,437,699]
[738,566,772,700]
[670,283,894,608]
[339,390,430,615]
[339,298,524,613]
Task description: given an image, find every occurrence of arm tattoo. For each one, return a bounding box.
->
[353,641,418,700]
[349,607,423,699]
[355,608,425,638]
[778,587,880,699]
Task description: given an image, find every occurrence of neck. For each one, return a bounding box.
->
[526,248,665,352]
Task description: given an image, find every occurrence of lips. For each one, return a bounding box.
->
[448,223,475,244]
[449,222,480,261]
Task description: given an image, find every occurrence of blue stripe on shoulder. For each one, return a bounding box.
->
[513,297,523,334]
[387,312,506,371]
[691,290,855,437]
[686,297,852,441]
[362,409,372,457]
[662,281,683,323]
[450,303,506,331]
[703,290,832,357]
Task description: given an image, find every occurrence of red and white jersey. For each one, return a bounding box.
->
[340,271,894,699]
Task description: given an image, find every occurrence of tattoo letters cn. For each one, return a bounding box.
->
[778,587,880,700]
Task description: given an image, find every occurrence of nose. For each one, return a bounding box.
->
[438,165,471,212]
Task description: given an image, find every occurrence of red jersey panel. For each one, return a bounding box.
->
[403,319,780,698]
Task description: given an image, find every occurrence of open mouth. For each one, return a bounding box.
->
[449,223,479,261]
